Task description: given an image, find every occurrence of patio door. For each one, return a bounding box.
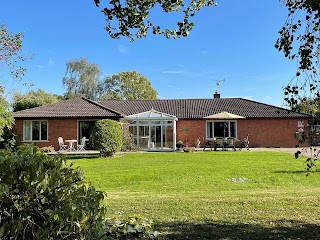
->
[78,121,95,149]
[150,126,162,148]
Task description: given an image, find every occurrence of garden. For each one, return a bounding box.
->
[70,151,320,239]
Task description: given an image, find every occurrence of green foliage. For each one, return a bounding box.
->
[0,25,27,82]
[121,121,140,152]
[176,140,184,148]
[62,59,157,101]
[0,129,16,151]
[296,98,320,124]
[0,25,32,97]
[102,71,157,100]
[92,119,123,157]
[63,57,102,100]
[12,89,62,112]
[295,147,320,176]
[0,96,14,142]
[276,1,320,109]
[40,145,55,153]
[105,215,159,239]
[93,0,218,41]
[0,144,107,239]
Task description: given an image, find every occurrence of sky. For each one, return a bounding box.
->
[0,0,297,107]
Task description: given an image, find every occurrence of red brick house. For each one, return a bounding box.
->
[12,96,311,151]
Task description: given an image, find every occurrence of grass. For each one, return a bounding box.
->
[70,151,320,239]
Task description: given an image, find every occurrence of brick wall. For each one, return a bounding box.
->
[14,118,78,150]
[14,117,308,150]
[176,118,308,148]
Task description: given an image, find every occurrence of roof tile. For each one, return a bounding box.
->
[13,97,122,118]
[12,97,311,119]
[99,98,311,119]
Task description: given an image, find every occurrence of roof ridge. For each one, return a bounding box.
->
[238,97,312,117]
[82,97,125,117]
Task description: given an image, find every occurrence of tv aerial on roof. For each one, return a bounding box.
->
[215,79,225,94]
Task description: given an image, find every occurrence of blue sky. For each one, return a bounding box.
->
[1,0,295,107]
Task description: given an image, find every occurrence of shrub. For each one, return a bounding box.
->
[0,144,107,239]
[40,145,55,153]
[120,120,139,152]
[183,147,195,153]
[105,215,159,239]
[0,128,16,151]
[176,140,184,149]
[92,119,123,157]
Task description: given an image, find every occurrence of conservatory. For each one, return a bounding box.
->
[124,109,178,151]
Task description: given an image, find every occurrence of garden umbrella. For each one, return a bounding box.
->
[204,111,245,119]
[204,111,245,139]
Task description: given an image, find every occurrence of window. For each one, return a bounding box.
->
[24,120,48,141]
[206,121,237,138]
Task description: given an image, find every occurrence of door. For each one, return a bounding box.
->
[150,126,162,148]
[78,121,95,149]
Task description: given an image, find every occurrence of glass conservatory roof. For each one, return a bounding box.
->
[124,109,178,121]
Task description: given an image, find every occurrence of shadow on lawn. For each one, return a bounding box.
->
[156,219,320,240]
[274,170,320,174]
[274,170,310,174]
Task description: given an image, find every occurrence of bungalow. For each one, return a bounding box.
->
[12,95,311,151]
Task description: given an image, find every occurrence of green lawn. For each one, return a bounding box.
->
[70,151,320,240]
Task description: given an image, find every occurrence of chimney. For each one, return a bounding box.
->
[213,90,220,99]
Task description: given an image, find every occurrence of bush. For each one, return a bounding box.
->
[0,127,16,151]
[0,144,107,239]
[183,147,195,153]
[120,121,139,152]
[40,145,55,153]
[92,119,123,157]
[0,145,159,239]
[105,215,159,239]
[176,140,184,149]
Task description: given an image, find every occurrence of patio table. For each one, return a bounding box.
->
[65,139,77,152]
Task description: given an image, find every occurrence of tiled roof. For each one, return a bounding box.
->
[13,97,123,118]
[12,97,312,119]
[99,98,311,119]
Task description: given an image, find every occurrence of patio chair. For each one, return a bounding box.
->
[77,137,86,151]
[225,137,236,151]
[214,137,225,151]
[203,138,215,151]
[58,137,68,151]
[239,134,250,151]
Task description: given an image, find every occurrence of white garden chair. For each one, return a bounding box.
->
[58,137,68,151]
[77,137,86,151]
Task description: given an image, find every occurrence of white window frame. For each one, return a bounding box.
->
[206,120,238,139]
[128,120,175,149]
[23,120,48,142]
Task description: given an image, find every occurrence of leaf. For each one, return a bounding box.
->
[0,223,9,238]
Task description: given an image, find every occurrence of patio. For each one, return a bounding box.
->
[48,150,100,157]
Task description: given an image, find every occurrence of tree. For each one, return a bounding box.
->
[275,1,320,110]
[296,98,320,124]
[93,0,218,41]
[102,71,157,100]
[0,25,29,142]
[62,58,102,100]
[0,25,30,97]
[0,96,13,141]
[12,89,62,112]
